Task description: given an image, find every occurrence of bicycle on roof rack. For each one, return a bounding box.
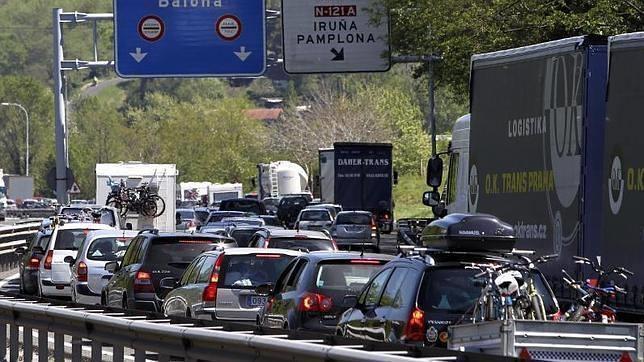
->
[106,178,166,218]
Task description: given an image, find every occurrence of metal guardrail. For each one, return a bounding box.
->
[0,292,505,362]
[0,222,40,272]
[6,208,56,219]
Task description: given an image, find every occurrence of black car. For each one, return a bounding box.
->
[257,252,393,332]
[102,230,235,312]
[15,230,52,294]
[219,198,266,216]
[204,211,247,225]
[336,252,559,347]
[227,225,268,247]
[276,196,309,228]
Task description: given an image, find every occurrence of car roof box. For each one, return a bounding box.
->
[420,213,515,252]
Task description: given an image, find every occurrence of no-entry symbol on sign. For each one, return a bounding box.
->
[138,15,165,42]
[216,15,242,41]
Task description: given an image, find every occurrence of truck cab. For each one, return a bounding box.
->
[443,114,470,215]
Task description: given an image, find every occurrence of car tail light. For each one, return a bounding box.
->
[383,213,390,220]
[133,270,154,293]
[43,250,53,270]
[298,293,333,313]
[77,261,88,282]
[28,257,40,269]
[265,296,275,311]
[331,239,339,250]
[403,307,425,342]
[203,254,224,302]
[264,237,271,248]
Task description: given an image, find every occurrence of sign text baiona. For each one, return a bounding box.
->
[282,0,390,73]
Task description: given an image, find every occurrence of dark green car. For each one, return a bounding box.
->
[15,229,52,295]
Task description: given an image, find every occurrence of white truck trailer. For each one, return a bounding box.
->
[96,162,178,232]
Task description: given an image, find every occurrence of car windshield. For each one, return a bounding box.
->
[230,229,259,247]
[221,254,295,288]
[178,210,195,219]
[54,229,94,251]
[86,236,133,261]
[268,237,333,251]
[315,261,385,293]
[260,216,281,227]
[336,213,371,225]
[146,238,222,266]
[300,210,330,221]
[419,268,485,314]
[221,218,263,227]
[221,200,260,214]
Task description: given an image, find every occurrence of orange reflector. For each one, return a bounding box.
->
[439,331,449,343]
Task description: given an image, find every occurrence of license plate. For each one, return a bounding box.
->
[246,295,267,307]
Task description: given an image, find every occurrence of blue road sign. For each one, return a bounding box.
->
[114,0,266,77]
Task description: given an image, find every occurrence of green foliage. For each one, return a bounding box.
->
[0,75,53,195]
[393,174,431,219]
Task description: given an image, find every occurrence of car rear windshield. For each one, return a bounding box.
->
[230,229,259,247]
[146,238,221,267]
[178,210,195,219]
[336,214,371,225]
[207,212,243,223]
[55,229,93,251]
[260,216,281,227]
[268,237,333,251]
[195,210,209,223]
[315,260,385,293]
[300,210,330,221]
[280,197,307,208]
[419,268,485,314]
[222,218,263,227]
[221,254,295,288]
[60,208,84,216]
[87,236,133,261]
[221,200,260,214]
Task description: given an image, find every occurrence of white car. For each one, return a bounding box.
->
[37,222,115,298]
[68,229,139,305]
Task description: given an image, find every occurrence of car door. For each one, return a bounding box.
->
[164,256,205,317]
[373,267,414,342]
[107,237,142,307]
[266,259,307,329]
[358,268,393,342]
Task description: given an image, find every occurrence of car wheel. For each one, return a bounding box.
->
[101,293,106,306]
[283,322,290,330]
[185,308,191,319]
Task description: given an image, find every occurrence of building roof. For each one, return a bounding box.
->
[244,108,283,121]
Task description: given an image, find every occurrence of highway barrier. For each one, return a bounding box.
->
[0,222,40,272]
[0,292,505,362]
[6,208,56,219]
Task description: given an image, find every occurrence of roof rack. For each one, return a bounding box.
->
[397,246,435,266]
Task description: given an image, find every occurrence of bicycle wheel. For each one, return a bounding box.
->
[141,198,158,217]
[150,194,166,217]
[106,195,126,217]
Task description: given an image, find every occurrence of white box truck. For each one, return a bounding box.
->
[96,162,178,232]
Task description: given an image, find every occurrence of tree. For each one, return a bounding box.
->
[0,75,53,194]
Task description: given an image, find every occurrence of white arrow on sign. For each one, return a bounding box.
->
[130,48,148,63]
[234,46,252,62]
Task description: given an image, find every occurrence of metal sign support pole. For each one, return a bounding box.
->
[392,55,441,158]
[53,8,68,205]
[52,8,114,204]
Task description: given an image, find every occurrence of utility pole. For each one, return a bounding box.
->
[391,55,441,158]
[0,102,29,176]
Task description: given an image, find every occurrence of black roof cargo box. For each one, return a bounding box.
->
[420,213,516,252]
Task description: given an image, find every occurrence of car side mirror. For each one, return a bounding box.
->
[422,190,441,207]
[427,156,443,188]
[14,247,26,256]
[159,277,178,291]
[104,261,119,273]
[255,283,273,296]
[64,256,75,265]
[342,295,358,308]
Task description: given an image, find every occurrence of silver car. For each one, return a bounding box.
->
[330,211,380,252]
[67,230,139,305]
[295,208,334,232]
[162,248,302,321]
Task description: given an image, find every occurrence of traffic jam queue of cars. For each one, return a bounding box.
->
[13,200,562,349]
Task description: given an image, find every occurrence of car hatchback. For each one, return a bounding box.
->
[103,231,235,312]
[38,222,115,298]
[15,230,52,295]
[162,248,301,321]
[331,211,380,252]
[68,230,139,305]
[258,252,393,332]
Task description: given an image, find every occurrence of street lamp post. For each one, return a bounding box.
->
[0,102,29,176]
